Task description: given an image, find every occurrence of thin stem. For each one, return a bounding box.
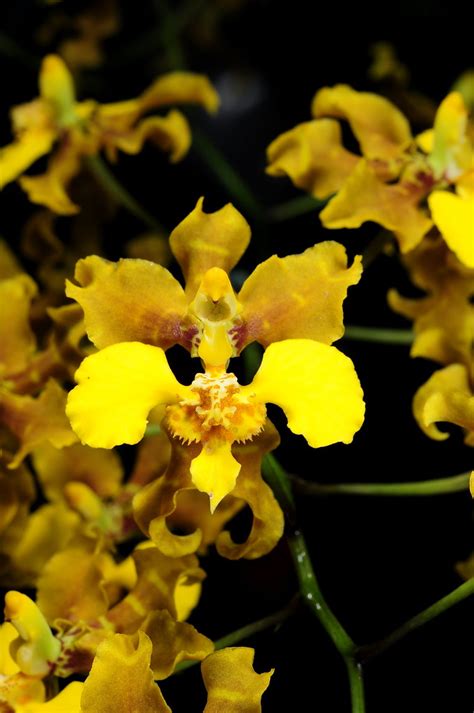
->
[361,230,393,269]
[358,578,474,662]
[174,597,299,674]
[266,194,328,222]
[86,156,165,233]
[343,325,413,345]
[345,657,366,713]
[292,472,471,497]
[191,128,265,221]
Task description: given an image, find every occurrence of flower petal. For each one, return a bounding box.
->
[170,197,251,298]
[321,159,432,253]
[413,363,474,444]
[36,682,83,712]
[266,118,359,199]
[202,647,273,713]
[429,189,474,268]
[429,92,471,180]
[0,274,37,378]
[0,129,56,189]
[66,255,188,350]
[216,421,284,560]
[67,343,188,449]
[312,84,412,160]
[142,609,213,679]
[191,440,241,513]
[80,632,171,713]
[246,339,365,447]
[139,71,219,114]
[238,241,361,349]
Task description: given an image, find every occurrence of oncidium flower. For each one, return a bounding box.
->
[267,85,474,266]
[0,55,219,214]
[66,200,365,511]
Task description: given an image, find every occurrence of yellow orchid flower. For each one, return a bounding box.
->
[0,55,219,214]
[267,85,474,265]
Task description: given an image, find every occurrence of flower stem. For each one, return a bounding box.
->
[174,597,299,674]
[357,578,474,662]
[266,194,328,222]
[343,325,413,345]
[292,472,471,497]
[86,155,166,233]
[262,453,365,712]
[190,127,265,221]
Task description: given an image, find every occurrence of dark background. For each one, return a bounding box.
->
[0,3,473,712]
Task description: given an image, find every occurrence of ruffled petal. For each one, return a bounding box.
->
[321,159,433,253]
[139,71,219,113]
[80,632,171,713]
[246,339,365,448]
[67,343,188,449]
[216,422,284,559]
[312,83,412,160]
[238,241,362,349]
[170,197,251,298]
[413,364,474,443]
[0,128,56,189]
[266,118,359,199]
[142,609,213,679]
[66,255,188,350]
[0,274,37,378]
[202,647,273,713]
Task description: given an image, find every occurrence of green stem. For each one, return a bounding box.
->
[345,657,366,713]
[174,597,299,674]
[86,156,165,233]
[358,578,474,662]
[343,325,413,345]
[262,453,365,712]
[266,195,328,222]
[292,472,471,497]
[191,128,265,221]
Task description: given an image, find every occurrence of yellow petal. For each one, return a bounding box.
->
[312,84,412,160]
[80,632,171,713]
[429,92,471,180]
[266,118,359,199]
[428,190,474,268]
[216,421,284,559]
[416,129,434,154]
[19,131,88,215]
[67,343,187,449]
[32,442,123,501]
[175,578,202,621]
[413,364,474,443]
[170,197,251,298]
[191,441,241,513]
[321,159,433,253]
[202,647,273,713]
[102,109,191,163]
[35,682,83,712]
[1,380,77,470]
[66,255,188,350]
[238,241,362,349]
[0,129,56,189]
[246,339,365,447]
[142,609,213,679]
[36,547,109,625]
[139,71,219,114]
[39,55,77,126]
[0,622,20,675]
[0,274,37,378]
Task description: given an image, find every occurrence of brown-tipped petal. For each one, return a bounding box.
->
[202,647,274,713]
[238,241,361,350]
[142,609,213,679]
[66,255,189,350]
[170,197,251,298]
